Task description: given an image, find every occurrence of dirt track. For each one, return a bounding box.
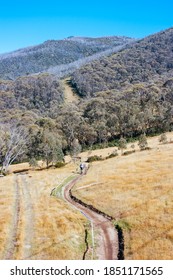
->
[62,78,79,104]
[4,174,34,260]
[4,175,20,259]
[63,175,118,260]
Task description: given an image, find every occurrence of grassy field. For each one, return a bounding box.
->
[0,163,87,260]
[1,132,173,260]
[73,132,173,259]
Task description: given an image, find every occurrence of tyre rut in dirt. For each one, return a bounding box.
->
[20,175,34,259]
[4,175,21,260]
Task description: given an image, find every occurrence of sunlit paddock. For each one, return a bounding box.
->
[1,132,173,260]
[0,163,86,260]
[73,133,173,259]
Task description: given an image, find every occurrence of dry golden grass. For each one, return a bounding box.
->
[0,163,87,260]
[0,176,15,259]
[73,132,173,259]
[1,132,173,260]
[30,166,86,260]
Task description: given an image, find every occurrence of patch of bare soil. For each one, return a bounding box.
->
[62,78,79,104]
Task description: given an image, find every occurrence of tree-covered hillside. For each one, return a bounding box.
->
[71,27,173,97]
[68,27,173,141]
[0,28,173,173]
[0,74,63,117]
[0,36,133,80]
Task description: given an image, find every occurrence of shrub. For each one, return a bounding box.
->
[138,133,148,150]
[131,144,135,149]
[106,150,118,159]
[159,133,168,144]
[141,147,151,151]
[118,137,127,155]
[29,158,38,169]
[54,162,66,168]
[87,155,103,162]
[123,150,135,156]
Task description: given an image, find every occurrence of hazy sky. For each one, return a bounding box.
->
[0,0,172,54]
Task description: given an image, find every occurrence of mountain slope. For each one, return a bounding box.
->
[71,27,173,97]
[0,73,64,118]
[0,28,173,175]
[0,36,134,80]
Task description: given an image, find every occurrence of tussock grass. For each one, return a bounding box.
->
[27,166,87,260]
[34,196,86,259]
[74,133,173,259]
[0,176,15,259]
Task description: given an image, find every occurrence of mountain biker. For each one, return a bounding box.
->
[80,163,84,174]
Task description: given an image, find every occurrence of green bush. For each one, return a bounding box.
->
[54,162,66,168]
[159,133,168,144]
[123,150,135,156]
[106,150,118,159]
[29,158,38,169]
[140,147,151,151]
[87,155,103,162]
[138,134,148,150]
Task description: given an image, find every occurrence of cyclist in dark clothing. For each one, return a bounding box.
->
[80,163,84,174]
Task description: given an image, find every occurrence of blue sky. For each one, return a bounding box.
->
[0,0,172,54]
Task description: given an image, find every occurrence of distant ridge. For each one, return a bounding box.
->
[0,36,134,80]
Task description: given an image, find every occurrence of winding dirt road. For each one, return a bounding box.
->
[63,175,118,260]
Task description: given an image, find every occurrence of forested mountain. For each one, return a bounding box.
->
[71,27,173,97]
[0,73,64,119]
[68,27,173,142]
[0,28,173,173]
[0,36,133,80]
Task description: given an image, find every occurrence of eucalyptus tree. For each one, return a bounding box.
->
[0,122,28,173]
